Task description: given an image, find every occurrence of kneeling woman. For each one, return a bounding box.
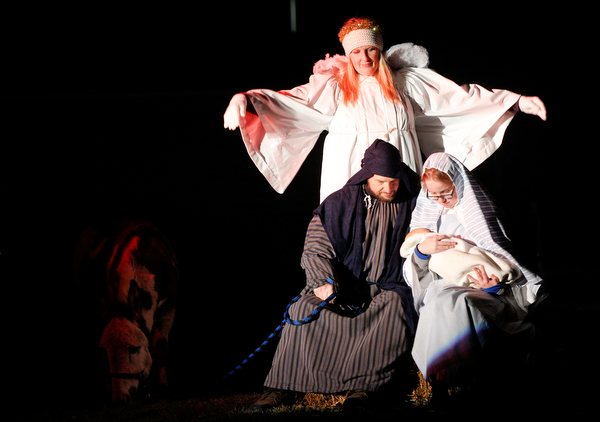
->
[403,152,543,388]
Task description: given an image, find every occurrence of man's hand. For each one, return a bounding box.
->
[314,283,335,301]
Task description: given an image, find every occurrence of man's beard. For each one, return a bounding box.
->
[374,192,396,202]
[366,186,396,203]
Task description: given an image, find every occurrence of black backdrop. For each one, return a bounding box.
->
[3,1,591,413]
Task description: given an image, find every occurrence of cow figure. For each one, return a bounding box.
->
[74,220,178,404]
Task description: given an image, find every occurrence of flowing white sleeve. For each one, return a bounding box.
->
[239,74,338,193]
[397,67,522,169]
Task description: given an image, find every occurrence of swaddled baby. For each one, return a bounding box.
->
[400,228,522,289]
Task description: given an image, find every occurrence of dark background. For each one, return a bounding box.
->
[3,1,592,414]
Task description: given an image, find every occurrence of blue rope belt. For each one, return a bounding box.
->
[223,281,336,380]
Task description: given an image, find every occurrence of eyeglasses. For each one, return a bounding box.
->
[426,189,454,201]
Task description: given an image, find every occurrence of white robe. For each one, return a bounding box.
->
[239,56,521,202]
[403,153,542,381]
[406,211,532,380]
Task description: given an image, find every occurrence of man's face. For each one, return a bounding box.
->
[366,175,400,202]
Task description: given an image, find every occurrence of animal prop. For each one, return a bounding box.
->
[74,220,178,404]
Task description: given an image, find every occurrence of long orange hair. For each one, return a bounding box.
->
[336,49,400,106]
[336,17,400,106]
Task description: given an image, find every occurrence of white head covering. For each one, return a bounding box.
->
[341,28,383,55]
[338,18,384,55]
[410,152,543,310]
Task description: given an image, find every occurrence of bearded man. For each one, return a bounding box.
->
[251,139,420,411]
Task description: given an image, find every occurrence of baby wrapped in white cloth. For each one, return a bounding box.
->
[400,228,522,289]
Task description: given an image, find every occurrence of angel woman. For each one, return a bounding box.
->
[224,17,546,202]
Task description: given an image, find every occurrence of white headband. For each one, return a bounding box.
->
[341,29,383,55]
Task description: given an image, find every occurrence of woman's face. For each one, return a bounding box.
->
[424,179,458,209]
[349,46,380,76]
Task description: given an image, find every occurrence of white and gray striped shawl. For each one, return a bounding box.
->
[409,152,542,310]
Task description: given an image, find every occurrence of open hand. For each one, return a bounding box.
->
[417,235,457,255]
[467,265,500,289]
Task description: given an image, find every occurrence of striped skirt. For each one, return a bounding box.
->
[263,290,409,393]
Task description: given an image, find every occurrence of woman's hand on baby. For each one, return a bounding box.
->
[417,235,457,255]
[467,265,500,289]
[223,93,247,130]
